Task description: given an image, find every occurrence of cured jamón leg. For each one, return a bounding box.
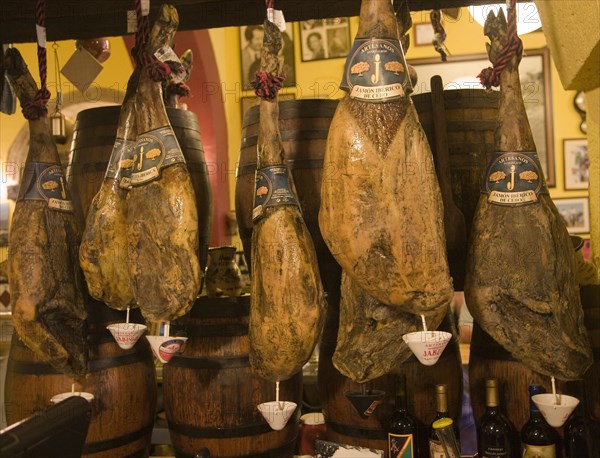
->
[249,19,326,382]
[126,5,202,322]
[465,9,592,379]
[318,0,453,314]
[79,71,138,310]
[6,48,87,378]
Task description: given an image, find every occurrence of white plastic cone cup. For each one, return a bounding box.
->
[532,393,579,427]
[51,391,94,403]
[402,331,452,366]
[146,335,188,363]
[107,323,147,350]
[257,401,297,431]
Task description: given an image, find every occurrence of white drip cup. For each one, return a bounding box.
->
[257,401,297,431]
[146,335,188,363]
[107,323,147,350]
[402,331,452,366]
[532,393,579,427]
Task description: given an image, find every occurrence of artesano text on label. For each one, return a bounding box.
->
[340,38,412,102]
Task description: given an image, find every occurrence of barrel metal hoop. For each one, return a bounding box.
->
[237,158,325,177]
[167,419,274,439]
[186,297,250,318]
[327,421,387,440]
[87,350,150,372]
[173,441,295,458]
[82,422,154,454]
[241,129,330,148]
[167,355,250,369]
[7,348,150,374]
[184,323,248,337]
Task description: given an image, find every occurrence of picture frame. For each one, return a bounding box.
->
[413,22,435,47]
[553,197,590,234]
[563,138,589,190]
[240,23,296,91]
[300,17,351,62]
[407,48,556,187]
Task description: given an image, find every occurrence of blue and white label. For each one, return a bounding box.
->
[340,38,412,102]
[252,165,299,222]
[483,151,548,206]
[18,162,73,212]
[130,126,185,186]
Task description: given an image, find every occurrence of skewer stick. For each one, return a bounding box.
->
[551,376,559,406]
[71,383,75,393]
[276,381,284,410]
[421,314,428,333]
[164,322,170,337]
[126,306,130,324]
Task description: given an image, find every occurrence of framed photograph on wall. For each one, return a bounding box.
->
[408,48,556,187]
[300,18,351,62]
[240,23,296,90]
[413,22,435,47]
[553,197,590,234]
[563,138,589,190]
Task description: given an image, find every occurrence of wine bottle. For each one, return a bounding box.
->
[521,385,557,457]
[564,380,600,458]
[429,384,460,458]
[388,374,418,458]
[478,378,514,458]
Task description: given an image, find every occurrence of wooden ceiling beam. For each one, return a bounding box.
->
[0,0,530,44]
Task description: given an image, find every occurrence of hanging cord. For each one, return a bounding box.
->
[23,0,51,120]
[132,0,183,82]
[430,10,449,62]
[251,0,286,100]
[252,72,285,100]
[477,0,523,90]
[52,42,63,113]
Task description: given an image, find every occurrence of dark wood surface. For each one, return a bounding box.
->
[1,0,530,44]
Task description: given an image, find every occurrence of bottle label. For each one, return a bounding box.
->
[106,138,136,180]
[482,151,548,206]
[129,126,185,186]
[252,165,299,222]
[17,162,73,212]
[522,444,556,458]
[481,446,510,457]
[340,38,412,102]
[429,438,459,458]
[388,433,414,458]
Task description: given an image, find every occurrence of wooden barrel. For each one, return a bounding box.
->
[163,296,303,457]
[235,99,341,293]
[581,284,600,418]
[4,306,157,458]
[411,89,499,239]
[318,296,463,454]
[68,105,213,270]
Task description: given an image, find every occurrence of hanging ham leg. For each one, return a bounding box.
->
[79,70,138,310]
[331,1,446,384]
[6,48,87,378]
[465,9,592,379]
[249,19,326,382]
[126,5,201,321]
[319,0,453,313]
